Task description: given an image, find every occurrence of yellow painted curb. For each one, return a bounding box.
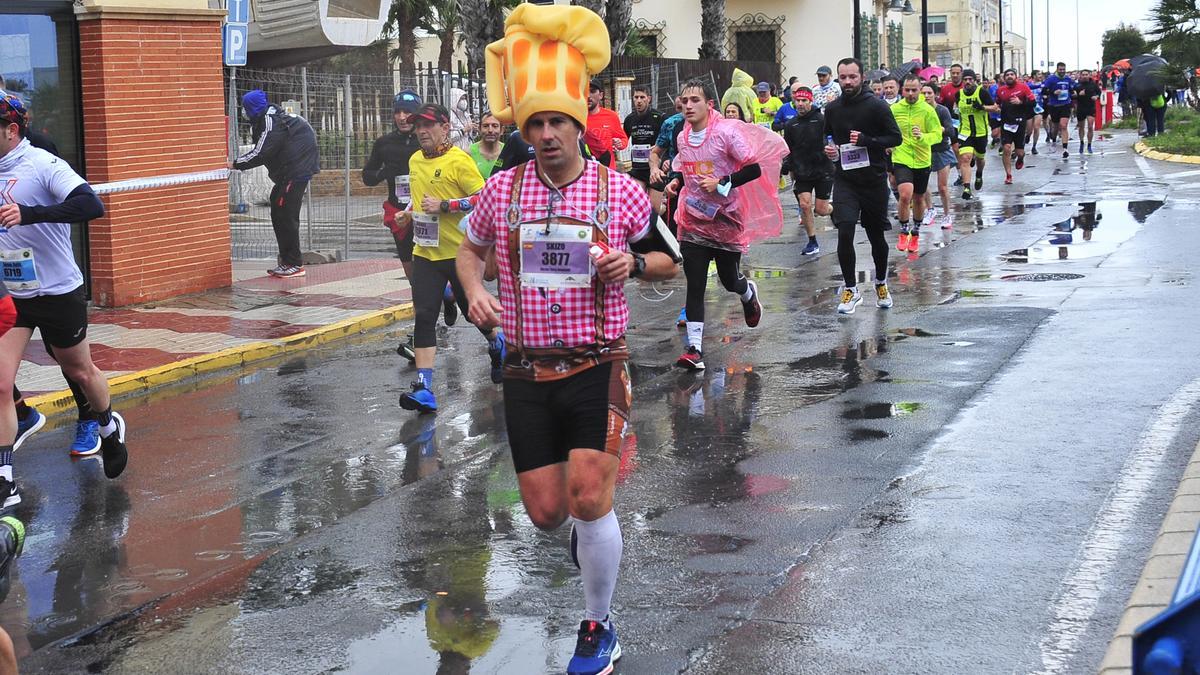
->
[24,302,414,416]
[1134,140,1200,165]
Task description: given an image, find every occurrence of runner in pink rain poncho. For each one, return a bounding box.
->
[665,78,787,371]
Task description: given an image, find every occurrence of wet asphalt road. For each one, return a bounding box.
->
[6,130,1200,674]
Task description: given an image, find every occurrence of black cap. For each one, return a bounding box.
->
[588,78,603,92]
[962,69,978,80]
[413,103,450,124]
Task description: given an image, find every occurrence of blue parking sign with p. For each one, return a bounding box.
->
[224,23,248,66]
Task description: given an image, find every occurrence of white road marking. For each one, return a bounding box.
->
[1135,155,1158,179]
[1163,169,1200,180]
[1033,376,1200,674]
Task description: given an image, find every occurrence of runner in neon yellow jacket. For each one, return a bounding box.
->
[888,75,943,253]
[889,94,942,169]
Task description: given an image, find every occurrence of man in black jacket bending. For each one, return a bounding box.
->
[823,58,902,315]
[233,89,320,278]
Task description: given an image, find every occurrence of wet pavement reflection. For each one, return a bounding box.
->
[8,149,1180,673]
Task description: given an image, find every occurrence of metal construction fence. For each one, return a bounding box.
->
[224,61,734,261]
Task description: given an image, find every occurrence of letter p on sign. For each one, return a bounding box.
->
[224,22,248,66]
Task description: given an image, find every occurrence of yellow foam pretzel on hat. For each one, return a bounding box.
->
[486,3,610,132]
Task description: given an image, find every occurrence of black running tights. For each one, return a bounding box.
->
[681,242,747,324]
[836,224,889,288]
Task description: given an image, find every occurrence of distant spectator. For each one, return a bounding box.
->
[448,88,475,150]
[232,89,320,278]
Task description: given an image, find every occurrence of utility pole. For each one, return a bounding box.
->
[999,0,1005,74]
[854,0,862,61]
[921,0,929,67]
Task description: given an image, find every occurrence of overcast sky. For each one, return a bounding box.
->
[1009,0,1157,71]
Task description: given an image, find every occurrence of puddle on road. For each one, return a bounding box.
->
[1000,200,1165,264]
[764,338,891,415]
[842,402,924,419]
[849,428,891,442]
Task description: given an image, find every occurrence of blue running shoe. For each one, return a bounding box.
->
[488,333,506,384]
[13,409,45,451]
[567,620,622,675]
[70,420,101,457]
[399,382,438,413]
[802,239,820,256]
[676,307,687,328]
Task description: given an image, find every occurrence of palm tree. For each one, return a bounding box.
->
[385,0,431,79]
[605,0,634,54]
[698,0,726,59]
[571,0,606,17]
[458,0,514,80]
[1147,0,1200,68]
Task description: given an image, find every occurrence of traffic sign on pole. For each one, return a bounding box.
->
[224,23,248,66]
[227,0,249,24]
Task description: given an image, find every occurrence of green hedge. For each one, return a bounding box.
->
[1145,107,1200,156]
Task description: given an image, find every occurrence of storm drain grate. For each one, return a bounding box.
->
[1001,273,1085,282]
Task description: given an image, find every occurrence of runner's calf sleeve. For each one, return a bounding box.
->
[573,509,622,623]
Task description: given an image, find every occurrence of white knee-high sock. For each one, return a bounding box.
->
[686,321,704,349]
[573,509,622,623]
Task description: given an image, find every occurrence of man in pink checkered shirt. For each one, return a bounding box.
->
[457,106,678,668]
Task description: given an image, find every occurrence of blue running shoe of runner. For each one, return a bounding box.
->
[70,419,101,457]
[399,382,438,413]
[802,240,820,256]
[13,409,45,451]
[488,332,506,384]
[567,620,622,675]
[676,307,687,328]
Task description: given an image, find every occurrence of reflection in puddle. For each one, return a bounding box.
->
[850,428,890,441]
[842,402,924,419]
[1003,200,1165,264]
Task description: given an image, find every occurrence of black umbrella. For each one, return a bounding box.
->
[1129,54,1167,70]
[1126,56,1171,100]
[865,69,889,82]
[891,61,920,80]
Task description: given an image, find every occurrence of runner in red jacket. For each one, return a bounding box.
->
[585,79,629,169]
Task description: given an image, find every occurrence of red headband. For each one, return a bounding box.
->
[794,90,814,101]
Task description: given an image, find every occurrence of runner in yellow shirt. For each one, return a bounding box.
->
[401,103,505,414]
[752,82,783,128]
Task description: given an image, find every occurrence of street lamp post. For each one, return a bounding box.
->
[999,0,1005,74]
[854,0,861,61]
[921,0,928,67]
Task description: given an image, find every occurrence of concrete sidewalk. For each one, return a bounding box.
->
[20,259,413,415]
[1101,437,1200,674]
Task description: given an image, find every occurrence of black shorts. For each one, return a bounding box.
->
[13,286,89,349]
[892,165,931,195]
[956,135,988,156]
[503,360,632,473]
[831,174,890,233]
[396,226,414,263]
[1048,106,1072,123]
[1001,127,1027,149]
[988,118,1002,130]
[1076,106,1095,119]
[793,175,833,201]
[629,165,651,184]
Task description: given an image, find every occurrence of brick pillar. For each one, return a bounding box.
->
[76,4,231,307]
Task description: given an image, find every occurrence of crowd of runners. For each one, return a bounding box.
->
[335,6,1133,668]
[0,1,1145,672]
